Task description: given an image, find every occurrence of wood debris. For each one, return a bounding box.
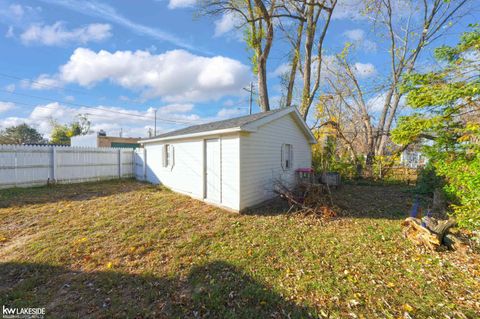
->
[402,217,469,252]
[273,180,336,219]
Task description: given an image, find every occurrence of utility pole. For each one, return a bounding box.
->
[154,109,157,136]
[243,82,254,115]
[248,82,253,115]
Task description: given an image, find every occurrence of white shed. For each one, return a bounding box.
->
[140,107,316,211]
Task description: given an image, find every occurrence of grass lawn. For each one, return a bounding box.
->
[1,179,479,318]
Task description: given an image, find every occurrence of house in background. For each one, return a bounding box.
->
[400,145,428,168]
[139,107,316,212]
[71,130,140,149]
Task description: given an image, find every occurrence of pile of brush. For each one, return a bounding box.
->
[273,180,336,218]
[403,198,468,252]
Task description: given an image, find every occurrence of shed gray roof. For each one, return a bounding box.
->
[148,108,286,140]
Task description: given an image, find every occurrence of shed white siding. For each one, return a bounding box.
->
[219,135,240,210]
[239,113,312,210]
[145,139,204,198]
[141,107,314,212]
[143,134,241,210]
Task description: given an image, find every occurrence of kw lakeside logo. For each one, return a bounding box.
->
[2,306,45,319]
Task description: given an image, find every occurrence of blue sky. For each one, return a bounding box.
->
[0,0,477,138]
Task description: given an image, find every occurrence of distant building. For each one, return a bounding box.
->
[400,146,428,168]
[71,131,140,149]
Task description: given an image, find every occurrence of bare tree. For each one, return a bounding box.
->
[319,48,379,174]
[278,2,306,108]
[314,0,474,175]
[367,0,472,155]
[200,0,284,112]
[278,0,337,119]
[250,0,276,111]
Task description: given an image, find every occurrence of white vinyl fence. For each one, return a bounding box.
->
[134,148,147,181]
[0,145,135,189]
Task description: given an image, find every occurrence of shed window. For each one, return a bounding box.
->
[282,144,293,170]
[163,144,173,168]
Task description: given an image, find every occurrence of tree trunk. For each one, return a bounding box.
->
[376,91,400,155]
[253,0,274,112]
[285,20,304,107]
[257,55,270,112]
[374,85,395,154]
[300,1,315,117]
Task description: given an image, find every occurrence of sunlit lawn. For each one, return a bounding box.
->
[0,180,478,318]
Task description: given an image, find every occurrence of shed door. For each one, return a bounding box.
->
[205,138,221,203]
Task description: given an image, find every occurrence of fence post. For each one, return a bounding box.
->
[14,148,18,187]
[131,149,135,178]
[143,148,147,180]
[51,146,57,182]
[118,149,122,178]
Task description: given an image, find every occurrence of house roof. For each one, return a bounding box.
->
[140,107,317,144]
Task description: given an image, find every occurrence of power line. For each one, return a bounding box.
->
[0,70,258,127]
[0,71,199,125]
[243,82,254,115]
[0,89,152,119]
[0,98,148,122]
[0,89,199,125]
[0,70,205,125]
[0,72,91,96]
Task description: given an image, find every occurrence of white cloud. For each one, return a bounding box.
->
[361,40,377,53]
[41,0,199,52]
[269,96,283,109]
[37,48,251,103]
[157,103,194,114]
[0,101,204,138]
[354,62,377,78]
[0,3,42,26]
[0,99,260,138]
[0,117,26,129]
[344,28,364,41]
[213,12,244,41]
[217,107,246,118]
[214,12,237,37]
[367,92,406,113]
[4,84,15,92]
[20,22,111,46]
[168,0,196,9]
[271,62,291,77]
[367,92,387,112]
[5,26,14,38]
[30,102,68,121]
[343,28,377,53]
[0,101,15,113]
[8,4,24,19]
[333,0,368,20]
[223,99,235,107]
[25,74,63,90]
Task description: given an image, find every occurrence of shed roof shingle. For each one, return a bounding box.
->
[148,108,287,140]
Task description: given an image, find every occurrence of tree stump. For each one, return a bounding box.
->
[402,217,442,250]
[402,217,457,251]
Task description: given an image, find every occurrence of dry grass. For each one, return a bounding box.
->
[0,179,479,318]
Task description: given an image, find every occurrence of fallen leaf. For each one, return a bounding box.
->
[402,303,414,312]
